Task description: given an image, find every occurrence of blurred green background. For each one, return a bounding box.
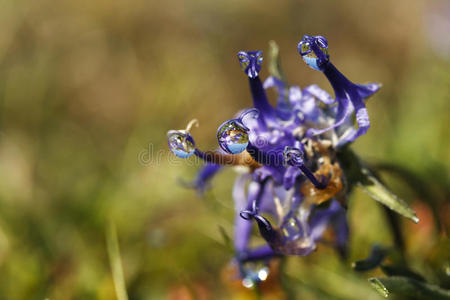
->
[0,0,448,299]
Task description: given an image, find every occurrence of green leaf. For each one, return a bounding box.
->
[337,147,419,223]
[368,278,390,298]
[358,167,419,223]
[380,264,426,282]
[218,225,234,253]
[373,163,443,231]
[368,276,450,299]
[268,40,286,81]
[268,40,291,107]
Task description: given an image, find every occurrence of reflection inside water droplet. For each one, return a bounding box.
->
[237,50,263,78]
[240,262,270,288]
[242,277,254,288]
[217,120,249,154]
[298,36,329,71]
[167,130,196,158]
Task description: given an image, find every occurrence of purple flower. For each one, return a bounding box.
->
[298,35,381,145]
[167,36,380,286]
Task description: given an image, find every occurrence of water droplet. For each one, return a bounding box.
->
[240,262,270,288]
[167,130,196,158]
[242,277,255,288]
[281,216,301,239]
[239,108,259,123]
[257,267,269,281]
[217,120,249,154]
[237,50,263,78]
[297,35,329,71]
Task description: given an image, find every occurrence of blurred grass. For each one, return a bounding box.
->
[106,221,129,300]
[0,0,448,299]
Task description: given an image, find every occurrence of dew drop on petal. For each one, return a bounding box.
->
[257,267,269,281]
[167,130,196,158]
[242,277,255,288]
[303,56,321,71]
[240,262,270,288]
[217,120,249,154]
[281,216,302,239]
[298,36,329,71]
[237,50,263,78]
[238,51,250,73]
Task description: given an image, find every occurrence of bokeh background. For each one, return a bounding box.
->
[0,0,448,299]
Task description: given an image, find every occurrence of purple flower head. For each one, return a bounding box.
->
[167,36,381,286]
[297,35,381,144]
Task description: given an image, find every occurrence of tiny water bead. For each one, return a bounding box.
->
[297,35,329,71]
[280,216,303,240]
[167,130,196,158]
[241,265,270,288]
[167,119,199,158]
[238,50,263,78]
[216,109,257,155]
[217,119,249,154]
